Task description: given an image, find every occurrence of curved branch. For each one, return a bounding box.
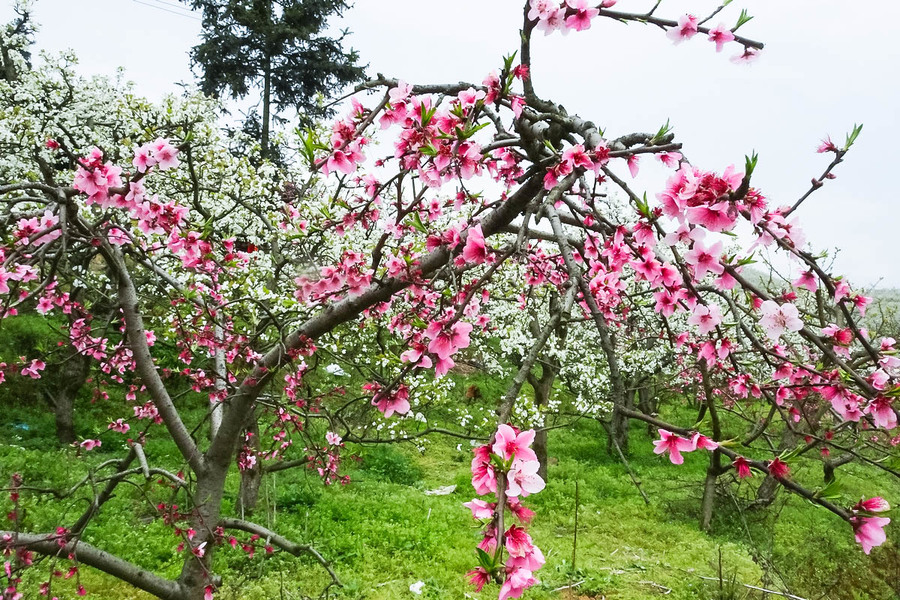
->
[219,518,341,588]
[1,532,182,600]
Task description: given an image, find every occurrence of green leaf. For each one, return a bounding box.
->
[476,548,496,571]
[409,211,428,234]
[734,9,753,30]
[843,123,863,151]
[816,477,843,499]
[650,119,672,144]
[744,151,758,178]
[634,192,650,219]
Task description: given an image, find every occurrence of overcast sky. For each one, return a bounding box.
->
[7,0,900,288]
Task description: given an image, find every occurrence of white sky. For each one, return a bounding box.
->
[6,0,900,287]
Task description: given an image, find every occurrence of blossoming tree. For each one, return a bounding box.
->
[1,1,897,600]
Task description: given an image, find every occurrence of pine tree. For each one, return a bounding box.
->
[185,0,365,158]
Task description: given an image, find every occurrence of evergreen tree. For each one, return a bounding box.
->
[185,0,365,158]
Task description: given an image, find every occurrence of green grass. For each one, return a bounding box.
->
[2,395,900,600]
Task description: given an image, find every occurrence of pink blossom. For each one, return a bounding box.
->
[666,14,698,45]
[462,224,489,264]
[325,431,342,445]
[79,439,102,451]
[707,23,735,52]
[471,445,497,495]
[854,497,891,513]
[793,271,818,292]
[151,138,181,170]
[507,542,545,571]
[818,136,839,154]
[852,516,891,554]
[562,144,592,170]
[492,424,538,462]
[36,296,54,315]
[371,384,410,418]
[21,359,45,379]
[535,7,565,35]
[657,152,682,168]
[507,459,545,497]
[467,567,491,591]
[504,525,534,558]
[133,144,157,173]
[691,432,719,451]
[457,87,486,108]
[758,300,803,341]
[107,419,130,434]
[499,566,538,600]
[732,456,752,479]
[426,320,473,360]
[767,457,790,479]
[686,303,722,335]
[528,0,557,22]
[564,0,599,32]
[463,498,494,520]
[865,396,897,430]
[507,497,535,523]
[652,429,695,465]
[684,240,724,280]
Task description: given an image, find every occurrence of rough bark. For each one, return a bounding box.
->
[45,351,89,445]
[236,411,263,516]
[528,366,554,481]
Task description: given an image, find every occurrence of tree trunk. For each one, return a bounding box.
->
[528,366,556,482]
[608,385,634,456]
[45,352,89,445]
[53,393,76,445]
[178,468,229,600]
[700,451,722,532]
[261,57,271,159]
[236,413,262,517]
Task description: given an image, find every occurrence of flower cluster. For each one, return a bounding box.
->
[465,425,545,600]
[851,497,891,554]
[652,429,718,465]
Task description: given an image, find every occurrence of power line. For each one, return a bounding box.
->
[148,0,199,13]
[131,0,201,21]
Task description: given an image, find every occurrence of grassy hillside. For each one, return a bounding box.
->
[3,389,900,600]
